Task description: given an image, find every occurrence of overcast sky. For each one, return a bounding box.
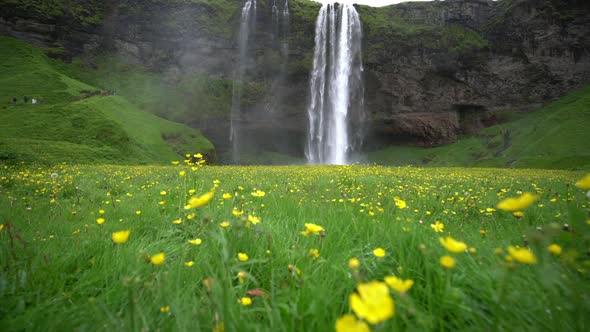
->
[312,0,434,7]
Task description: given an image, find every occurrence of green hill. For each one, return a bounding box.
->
[369,85,590,170]
[0,37,214,164]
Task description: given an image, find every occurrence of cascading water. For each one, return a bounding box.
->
[306,3,364,165]
[231,0,257,164]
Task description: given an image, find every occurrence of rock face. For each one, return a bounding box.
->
[1,0,589,158]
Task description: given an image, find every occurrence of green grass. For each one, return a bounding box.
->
[0,164,588,331]
[0,36,214,164]
[370,85,590,170]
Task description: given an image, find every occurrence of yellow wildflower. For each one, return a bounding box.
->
[513,211,524,218]
[439,237,467,253]
[349,281,394,324]
[394,197,407,209]
[431,221,444,233]
[187,191,214,209]
[384,276,414,293]
[96,218,105,225]
[222,193,232,199]
[188,238,202,245]
[251,190,266,197]
[240,297,252,306]
[194,153,203,159]
[308,248,320,260]
[160,190,167,196]
[497,192,540,212]
[220,221,230,228]
[179,170,186,177]
[98,209,105,215]
[172,218,183,225]
[0,224,4,232]
[335,314,370,332]
[247,215,261,225]
[440,255,456,269]
[547,244,562,256]
[373,248,386,258]
[238,253,249,262]
[185,261,195,267]
[300,223,324,236]
[232,208,244,217]
[151,253,166,266]
[575,174,590,190]
[160,306,170,313]
[238,271,247,284]
[135,210,142,215]
[187,213,196,220]
[111,230,130,244]
[348,258,360,270]
[507,246,537,264]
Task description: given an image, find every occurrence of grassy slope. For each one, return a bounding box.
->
[0,37,214,164]
[369,85,590,170]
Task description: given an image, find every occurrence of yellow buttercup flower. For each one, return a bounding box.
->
[513,211,524,218]
[135,210,142,216]
[394,197,407,209]
[440,255,456,269]
[335,314,370,332]
[497,192,540,212]
[238,253,249,262]
[575,174,590,190]
[111,230,130,244]
[96,218,105,225]
[507,246,537,264]
[373,248,386,258]
[232,208,244,217]
[439,236,467,253]
[547,244,562,256]
[349,281,394,324]
[348,258,360,270]
[98,209,105,215]
[185,261,195,267]
[247,215,261,225]
[151,253,166,266]
[240,297,252,306]
[160,191,167,196]
[187,191,214,209]
[220,221,230,228]
[179,170,186,177]
[384,276,414,293]
[308,248,320,259]
[251,190,266,197]
[188,238,202,245]
[300,223,324,236]
[160,306,170,313]
[222,193,232,199]
[0,224,4,232]
[430,221,444,232]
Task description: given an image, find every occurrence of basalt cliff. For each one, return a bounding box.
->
[1,0,589,160]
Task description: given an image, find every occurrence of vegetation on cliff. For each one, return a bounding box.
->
[0,37,214,164]
[370,85,590,170]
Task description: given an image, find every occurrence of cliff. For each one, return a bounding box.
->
[1,0,589,161]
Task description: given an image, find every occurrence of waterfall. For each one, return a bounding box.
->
[231,0,257,164]
[306,3,364,165]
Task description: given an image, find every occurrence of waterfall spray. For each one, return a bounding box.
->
[231,0,257,164]
[306,3,364,165]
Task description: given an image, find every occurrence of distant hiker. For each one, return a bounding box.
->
[12,97,17,105]
[24,96,29,103]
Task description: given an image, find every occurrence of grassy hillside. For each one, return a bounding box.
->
[369,85,590,170]
[0,36,214,164]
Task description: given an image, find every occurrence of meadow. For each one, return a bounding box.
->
[0,161,589,331]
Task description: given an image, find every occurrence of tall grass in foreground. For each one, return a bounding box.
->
[0,163,589,331]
